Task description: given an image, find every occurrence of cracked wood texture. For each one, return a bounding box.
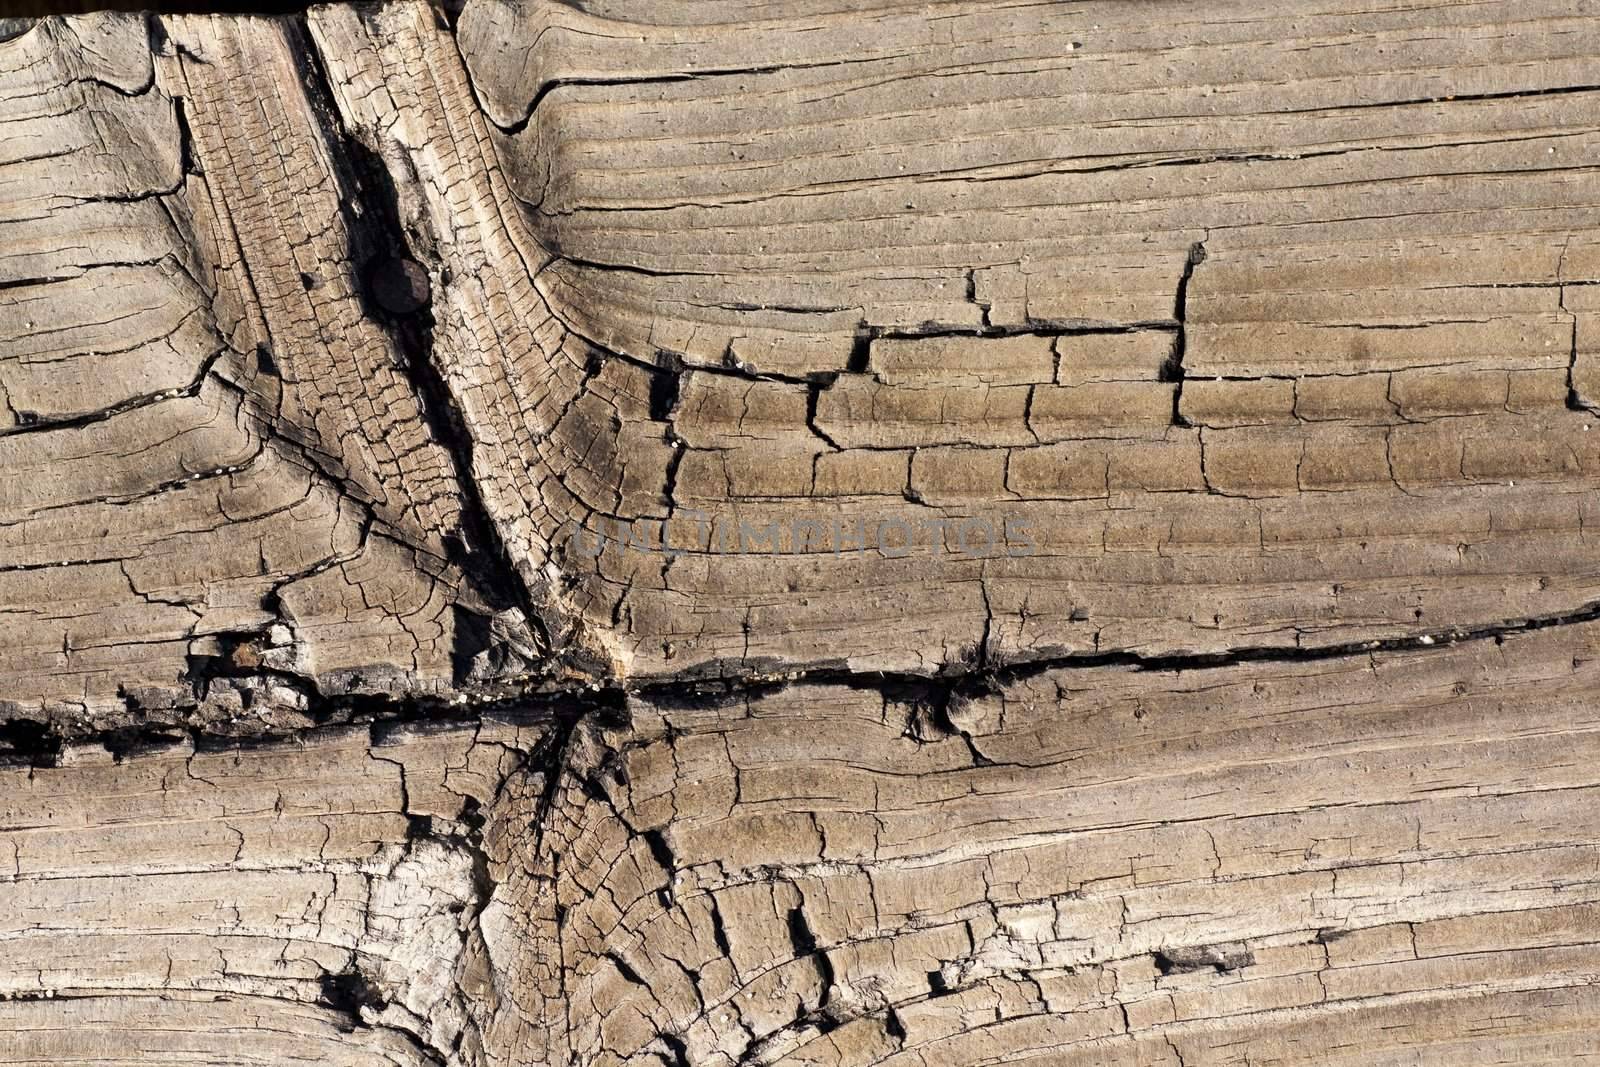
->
[3,0,1600,1063]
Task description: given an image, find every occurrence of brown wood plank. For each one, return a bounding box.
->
[2,2,1599,1063]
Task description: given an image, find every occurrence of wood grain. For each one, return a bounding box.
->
[456,0,1600,679]
[538,622,1600,1065]
[3,1,1600,1063]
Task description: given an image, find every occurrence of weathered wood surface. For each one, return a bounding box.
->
[8,628,1600,1064]
[3,1,1600,1063]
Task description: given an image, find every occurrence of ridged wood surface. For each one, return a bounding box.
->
[2,2,1598,1063]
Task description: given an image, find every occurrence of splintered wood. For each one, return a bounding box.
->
[2,1,1599,1063]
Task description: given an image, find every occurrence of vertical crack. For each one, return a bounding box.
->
[1557,235,1595,416]
[1166,237,1209,426]
[286,16,555,671]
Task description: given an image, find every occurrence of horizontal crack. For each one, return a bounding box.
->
[623,594,1600,709]
[491,55,901,135]
[0,679,624,769]
[8,596,1599,761]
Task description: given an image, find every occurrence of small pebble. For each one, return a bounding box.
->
[368,256,431,315]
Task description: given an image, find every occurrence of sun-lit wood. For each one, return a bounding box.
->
[3,1,1600,1063]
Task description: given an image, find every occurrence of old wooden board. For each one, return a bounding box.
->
[1,1,1598,1063]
